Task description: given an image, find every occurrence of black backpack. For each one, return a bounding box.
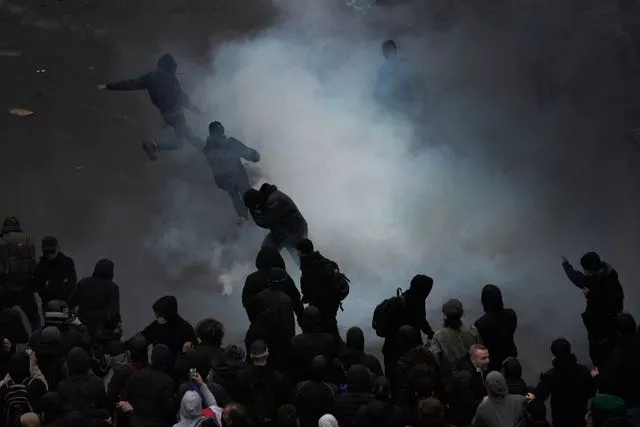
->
[3,379,34,427]
[372,288,405,338]
[248,378,276,427]
[334,273,350,304]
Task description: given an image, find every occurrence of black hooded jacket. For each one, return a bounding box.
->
[141,296,197,360]
[355,399,405,427]
[295,356,337,427]
[249,184,308,243]
[600,332,640,408]
[502,357,528,396]
[106,54,193,114]
[204,134,260,179]
[449,354,487,427]
[334,365,374,427]
[235,364,291,424]
[34,252,77,306]
[300,252,340,314]
[211,345,247,400]
[339,327,384,378]
[69,259,120,335]
[474,285,518,372]
[291,307,336,383]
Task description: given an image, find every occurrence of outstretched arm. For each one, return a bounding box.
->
[230,138,260,162]
[561,257,586,289]
[101,73,150,91]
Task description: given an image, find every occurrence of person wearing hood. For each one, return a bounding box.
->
[97,53,201,160]
[502,357,528,396]
[333,365,374,427]
[123,344,176,427]
[141,295,197,360]
[338,327,383,378]
[291,307,337,384]
[449,344,491,427]
[471,371,526,427]
[56,347,108,420]
[354,376,404,427]
[318,414,338,427]
[107,333,148,403]
[561,252,624,368]
[29,300,91,354]
[174,390,220,427]
[295,356,337,427]
[33,237,77,308]
[69,258,120,336]
[211,345,247,401]
[531,338,597,427]
[244,183,308,263]
[31,327,67,391]
[474,284,518,372]
[203,121,260,223]
[587,394,633,427]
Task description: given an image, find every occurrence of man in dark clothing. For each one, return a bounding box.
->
[502,357,528,396]
[474,284,518,372]
[297,239,344,339]
[141,295,197,361]
[294,355,336,427]
[203,121,260,222]
[107,333,147,403]
[97,53,201,160]
[30,300,91,354]
[31,327,67,392]
[193,318,225,371]
[381,275,435,379]
[338,327,383,378]
[334,364,374,427]
[40,392,65,427]
[57,347,109,420]
[449,344,490,427]
[532,338,597,427]
[561,252,624,367]
[211,345,247,401]
[33,237,77,308]
[0,352,48,412]
[244,184,308,263]
[290,306,336,384]
[69,259,120,337]
[354,376,404,427]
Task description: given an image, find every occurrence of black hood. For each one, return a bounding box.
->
[153,295,179,320]
[301,306,323,333]
[396,325,421,355]
[67,347,90,376]
[259,183,278,197]
[501,356,522,379]
[481,284,504,313]
[301,252,335,276]
[346,327,365,352]
[255,247,286,270]
[552,353,578,369]
[310,355,327,381]
[157,53,178,74]
[268,267,290,292]
[93,259,115,280]
[346,364,371,393]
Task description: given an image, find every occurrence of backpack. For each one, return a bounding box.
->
[247,378,276,426]
[3,379,33,427]
[372,288,405,338]
[0,232,36,292]
[89,343,109,378]
[334,273,350,303]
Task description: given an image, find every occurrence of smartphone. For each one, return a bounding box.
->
[189,368,197,379]
[25,348,33,357]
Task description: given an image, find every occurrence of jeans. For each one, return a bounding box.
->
[156,110,201,152]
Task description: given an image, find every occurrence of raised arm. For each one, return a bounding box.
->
[103,73,151,91]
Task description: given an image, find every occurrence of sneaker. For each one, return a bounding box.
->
[142,141,158,161]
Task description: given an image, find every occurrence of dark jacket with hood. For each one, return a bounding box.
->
[32,327,67,391]
[534,353,597,427]
[69,259,120,336]
[502,357,528,396]
[334,365,374,427]
[295,356,337,427]
[354,391,404,427]
[474,285,518,372]
[300,251,341,315]
[339,327,383,378]
[600,330,640,408]
[211,345,246,400]
[141,295,197,360]
[34,252,77,306]
[291,307,336,383]
[106,334,148,403]
[449,354,488,427]
[249,184,308,244]
[106,54,194,115]
[472,371,526,427]
[204,134,260,179]
[235,363,291,425]
[56,347,109,420]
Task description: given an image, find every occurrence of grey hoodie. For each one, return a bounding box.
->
[173,386,218,427]
[472,371,526,427]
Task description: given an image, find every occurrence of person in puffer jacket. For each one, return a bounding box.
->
[334,365,374,427]
[354,376,404,427]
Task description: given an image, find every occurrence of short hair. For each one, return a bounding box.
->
[42,236,58,248]
[296,238,314,254]
[580,251,602,271]
[418,398,446,425]
[470,344,488,356]
[551,338,571,358]
[196,318,225,346]
[209,121,225,135]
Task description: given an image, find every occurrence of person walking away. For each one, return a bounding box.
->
[334,364,374,427]
[338,327,383,378]
[203,121,260,224]
[471,371,526,427]
[294,356,336,427]
[96,53,201,160]
[354,377,404,427]
[290,307,337,384]
[33,237,77,308]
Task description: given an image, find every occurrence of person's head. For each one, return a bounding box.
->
[550,338,572,360]
[92,258,115,280]
[501,357,522,379]
[580,251,603,275]
[180,391,203,421]
[209,121,225,136]
[224,345,246,362]
[40,392,62,423]
[277,405,299,427]
[296,239,314,259]
[442,299,464,329]
[396,325,421,355]
[153,295,179,324]
[67,347,91,376]
[410,274,434,298]
[222,403,252,427]
[481,284,504,313]
[157,53,178,74]
[249,340,269,367]
[345,364,372,393]
[20,413,40,427]
[196,318,225,346]
[588,394,627,427]
[126,333,148,365]
[301,306,323,333]
[345,327,365,352]
[485,371,508,400]
[8,352,30,383]
[243,189,265,210]
[616,312,637,338]
[470,344,490,371]
[151,344,172,371]
[318,414,338,427]
[373,376,392,401]
[381,39,397,59]
[310,355,328,381]
[417,398,447,427]
[41,236,59,261]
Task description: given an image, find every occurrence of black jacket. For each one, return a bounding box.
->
[354,400,405,427]
[395,346,442,411]
[502,357,528,396]
[534,354,596,427]
[334,365,374,427]
[235,364,291,425]
[599,333,640,408]
[123,366,175,427]
[211,346,247,400]
[300,252,340,314]
[141,296,197,361]
[339,327,383,378]
[250,184,308,243]
[34,253,77,306]
[204,134,260,179]
[381,287,434,358]
[295,359,337,427]
[449,354,487,427]
[291,307,337,383]
[474,285,518,372]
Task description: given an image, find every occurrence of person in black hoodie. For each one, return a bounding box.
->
[0,352,48,412]
[501,357,528,396]
[106,333,148,403]
[33,237,77,307]
[532,338,597,427]
[294,355,336,427]
[96,53,201,160]
[69,259,120,337]
[338,327,383,378]
[57,347,109,421]
[290,307,336,384]
[32,327,67,391]
[40,392,65,427]
[141,295,197,360]
[334,364,374,427]
[203,121,260,222]
[244,183,308,263]
[354,376,404,427]
[474,284,518,372]
[212,345,246,401]
[561,252,624,367]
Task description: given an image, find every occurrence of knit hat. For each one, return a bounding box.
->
[442,299,463,317]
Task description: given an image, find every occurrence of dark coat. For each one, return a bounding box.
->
[57,348,109,420]
[449,354,487,427]
[291,307,337,383]
[234,364,291,425]
[599,333,640,408]
[123,366,175,427]
[334,365,374,427]
[295,359,337,427]
[250,184,308,244]
[33,252,77,306]
[141,296,197,361]
[354,400,405,427]
[300,252,340,315]
[395,346,442,411]
[204,134,259,179]
[339,327,383,378]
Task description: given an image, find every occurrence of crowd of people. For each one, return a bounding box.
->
[0,214,638,427]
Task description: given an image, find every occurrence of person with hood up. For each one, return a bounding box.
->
[96,53,201,160]
[123,344,175,427]
[203,121,260,223]
[474,284,518,372]
[31,327,66,392]
[429,298,482,389]
[211,345,246,401]
[33,237,77,308]
[244,183,308,263]
[69,258,120,336]
[39,392,64,427]
[471,371,526,427]
[290,307,337,384]
[338,327,383,378]
[174,390,220,427]
[561,252,624,367]
[530,338,597,427]
[354,377,404,427]
[106,333,148,403]
[56,347,108,420]
[502,357,528,396]
[295,356,337,427]
[415,398,452,427]
[333,365,373,427]
[318,414,338,427]
[141,295,197,360]
[449,344,491,427]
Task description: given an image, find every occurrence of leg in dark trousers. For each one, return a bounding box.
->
[215,174,251,219]
[156,111,201,152]
[15,292,40,332]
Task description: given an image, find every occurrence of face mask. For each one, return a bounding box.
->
[156,317,167,325]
